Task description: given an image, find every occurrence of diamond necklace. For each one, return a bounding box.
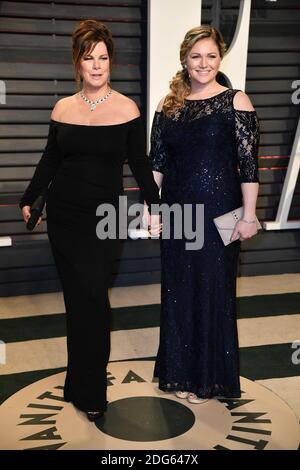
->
[79,88,112,111]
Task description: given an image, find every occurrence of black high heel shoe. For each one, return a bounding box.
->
[86,411,104,422]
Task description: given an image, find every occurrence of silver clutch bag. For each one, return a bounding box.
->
[213,206,262,246]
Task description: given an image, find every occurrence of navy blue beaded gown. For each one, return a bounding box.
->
[149,89,259,398]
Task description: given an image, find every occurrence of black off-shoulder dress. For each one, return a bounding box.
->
[20,116,160,412]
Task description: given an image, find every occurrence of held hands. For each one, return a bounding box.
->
[230,219,258,242]
[148,214,162,237]
[142,203,162,238]
[21,205,42,227]
[142,203,150,230]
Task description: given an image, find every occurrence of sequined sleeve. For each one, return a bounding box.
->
[234,110,259,183]
[149,111,168,174]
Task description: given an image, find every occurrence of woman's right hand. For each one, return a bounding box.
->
[21,206,42,226]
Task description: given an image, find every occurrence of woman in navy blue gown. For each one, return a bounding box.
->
[148,26,260,403]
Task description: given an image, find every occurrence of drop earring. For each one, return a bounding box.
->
[183,64,190,80]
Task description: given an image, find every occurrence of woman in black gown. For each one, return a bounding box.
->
[20,19,160,420]
[148,26,259,403]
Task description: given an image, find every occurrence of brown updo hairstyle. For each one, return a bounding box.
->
[72,19,114,88]
[163,25,226,117]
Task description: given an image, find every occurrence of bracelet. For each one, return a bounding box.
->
[240,218,256,224]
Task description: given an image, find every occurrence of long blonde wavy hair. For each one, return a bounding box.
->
[162,25,226,118]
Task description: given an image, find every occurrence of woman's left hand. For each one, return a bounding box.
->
[231,220,258,242]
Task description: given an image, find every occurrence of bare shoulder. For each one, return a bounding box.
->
[156,96,166,112]
[233,90,255,112]
[112,91,140,120]
[51,95,76,121]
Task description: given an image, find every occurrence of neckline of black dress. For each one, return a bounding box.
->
[50,116,140,127]
[184,88,231,102]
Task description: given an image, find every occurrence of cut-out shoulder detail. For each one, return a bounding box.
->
[170,88,238,122]
[149,88,259,183]
[50,116,141,127]
[152,89,257,124]
[156,97,166,112]
[233,90,255,112]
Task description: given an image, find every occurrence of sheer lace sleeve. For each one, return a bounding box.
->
[234,110,259,183]
[149,111,168,174]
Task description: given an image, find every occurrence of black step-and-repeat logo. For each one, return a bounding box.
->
[0,361,299,450]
